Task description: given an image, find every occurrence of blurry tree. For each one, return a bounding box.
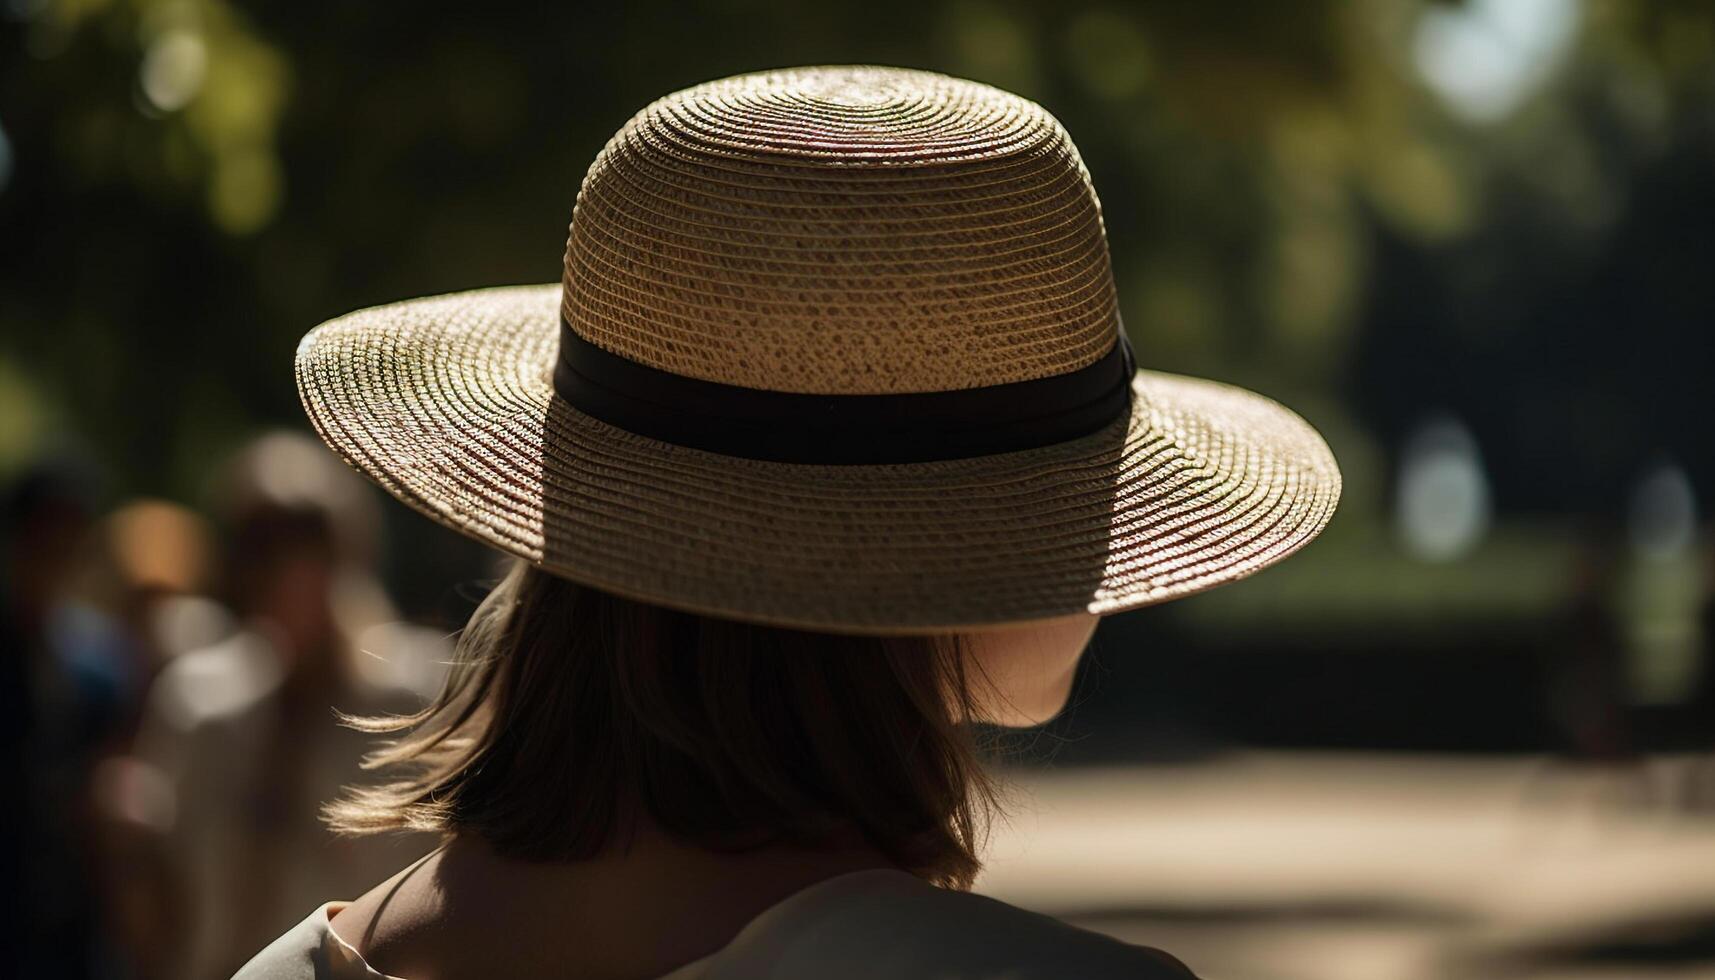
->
[2,0,1712,570]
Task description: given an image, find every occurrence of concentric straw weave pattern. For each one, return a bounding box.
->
[298,286,1339,633]
[562,66,1118,395]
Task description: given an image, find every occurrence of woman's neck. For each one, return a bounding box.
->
[333,826,901,980]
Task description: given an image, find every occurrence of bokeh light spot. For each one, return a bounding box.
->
[1395,415,1491,562]
[1412,0,1579,121]
[1627,461,1697,560]
[140,28,208,113]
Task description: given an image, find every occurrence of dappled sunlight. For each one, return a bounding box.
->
[984,753,1715,980]
[3,2,1713,977]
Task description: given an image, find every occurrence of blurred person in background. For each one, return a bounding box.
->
[65,499,229,747]
[58,498,223,980]
[1,454,108,978]
[133,431,446,980]
[3,462,240,980]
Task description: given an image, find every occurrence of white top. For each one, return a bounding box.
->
[136,630,443,980]
[231,869,1194,979]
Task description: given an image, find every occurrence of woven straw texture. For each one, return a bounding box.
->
[298,282,1338,633]
[564,66,1116,394]
[297,67,1340,633]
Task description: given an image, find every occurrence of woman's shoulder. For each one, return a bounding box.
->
[229,872,1196,980]
[919,888,1195,978]
[231,903,377,980]
[698,869,1196,980]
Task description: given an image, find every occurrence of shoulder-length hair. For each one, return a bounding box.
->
[326,561,1000,889]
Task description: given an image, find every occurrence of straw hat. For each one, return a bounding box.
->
[296,66,1340,634]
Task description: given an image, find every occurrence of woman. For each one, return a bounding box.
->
[238,66,1339,979]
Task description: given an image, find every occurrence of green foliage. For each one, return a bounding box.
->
[1,0,1711,526]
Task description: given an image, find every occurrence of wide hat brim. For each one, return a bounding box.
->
[297,284,1340,635]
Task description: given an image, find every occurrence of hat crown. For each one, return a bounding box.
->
[561,66,1120,395]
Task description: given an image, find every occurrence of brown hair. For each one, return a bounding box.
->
[326,561,1000,889]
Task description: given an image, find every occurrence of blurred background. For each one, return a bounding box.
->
[2,0,1713,977]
